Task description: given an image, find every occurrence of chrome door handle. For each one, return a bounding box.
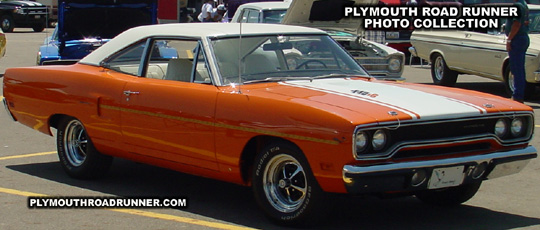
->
[123,90,140,96]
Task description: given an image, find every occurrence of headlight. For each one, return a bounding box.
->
[355,131,368,153]
[14,7,24,14]
[511,118,524,137]
[372,129,387,151]
[494,119,508,138]
[388,58,402,72]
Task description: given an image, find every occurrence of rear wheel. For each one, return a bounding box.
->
[503,64,535,99]
[431,53,458,86]
[32,22,45,32]
[252,141,324,226]
[415,181,482,206]
[57,117,112,179]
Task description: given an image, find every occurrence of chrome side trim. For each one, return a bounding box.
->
[343,146,536,177]
[2,97,17,122]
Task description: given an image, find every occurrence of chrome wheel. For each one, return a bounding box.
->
[263,154,307,213]
[508,71,516,93]
[63,120,88,167]
[1,19,9,30]
[433,56,445,81]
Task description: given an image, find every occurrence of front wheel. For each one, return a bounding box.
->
[1,15,14,32]
[415,181,482,206]
[252,141,324,226]
[431,53,458,86]
[57,117,112,179]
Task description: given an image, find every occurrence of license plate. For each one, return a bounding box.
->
[386,32,400,39]
[34,15,41,19]
[427,166,465,189]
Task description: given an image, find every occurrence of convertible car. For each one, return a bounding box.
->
[3,23,537,225]
[230,0,406,80]
[410,4,540,98]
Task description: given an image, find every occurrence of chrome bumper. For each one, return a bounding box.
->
[2,97,16,121]
[342,146,537,193]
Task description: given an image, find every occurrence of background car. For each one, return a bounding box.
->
[37,0,157,65]
[231,0,406,80]
[3,23,537,226]
[0,0,48,32]
[410,4,540,98]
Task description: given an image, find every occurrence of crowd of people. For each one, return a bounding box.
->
[197,0,229,23]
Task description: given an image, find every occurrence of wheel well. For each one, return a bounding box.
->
[49,114,69,130]
[429,51,442,62]
[502,59,510,77]
[239,136,300,185]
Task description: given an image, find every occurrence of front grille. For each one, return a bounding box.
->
[354,113,534,160]
[394,143,492,159]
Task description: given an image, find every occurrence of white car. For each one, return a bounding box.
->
[231,0,406,80]
[410,4,540,98]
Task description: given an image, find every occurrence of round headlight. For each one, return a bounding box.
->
[388,58,402,72]
[355,131,368,153]
[511,118,524,137]
[372,129,387,151]
[494,119,508,138]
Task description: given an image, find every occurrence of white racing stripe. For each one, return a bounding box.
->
[281,78,487,120]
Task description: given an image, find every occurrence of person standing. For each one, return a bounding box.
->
[505,0,530,102]
[198,0,214,22]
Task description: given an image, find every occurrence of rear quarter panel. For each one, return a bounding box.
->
[3,64,126,156]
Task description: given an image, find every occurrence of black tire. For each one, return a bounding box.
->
[57,117,112,179]
[415,181,482,206]
[503,64,535,99]
[1,15,14,32]
[32,22,45,32]
[252,141,324,226]
[431,53,458,86]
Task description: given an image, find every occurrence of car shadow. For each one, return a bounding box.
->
[7,159,540,229]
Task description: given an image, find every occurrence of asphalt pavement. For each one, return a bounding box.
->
[0,28,539,230]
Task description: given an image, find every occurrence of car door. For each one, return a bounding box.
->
[105,38,219,170]
[460,28,507,79]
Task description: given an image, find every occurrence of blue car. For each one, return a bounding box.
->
[37,0,157,65]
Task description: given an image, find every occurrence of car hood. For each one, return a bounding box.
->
[1,1,45,7]
[281,0,378,36]
[58,0,156,43]
[246,78,530,124]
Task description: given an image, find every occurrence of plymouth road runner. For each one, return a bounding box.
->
[3,23,537,225]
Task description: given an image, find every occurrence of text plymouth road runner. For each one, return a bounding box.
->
[2,23,537,225]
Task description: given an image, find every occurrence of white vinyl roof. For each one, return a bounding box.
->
[80,23,326,66]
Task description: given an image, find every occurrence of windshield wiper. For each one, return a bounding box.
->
[243,77,300,84]
[309,73,370,81]
[242,73,369,84]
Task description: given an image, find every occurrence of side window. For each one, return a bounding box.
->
[105,40,147,76]
[145,39,199,83]
[193,44,212,84]
[247,10,261,23]
[240,9,249,23]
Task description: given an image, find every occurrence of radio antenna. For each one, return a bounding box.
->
[237,21,243,94]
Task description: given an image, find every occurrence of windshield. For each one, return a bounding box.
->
[530,9,540,34]
[262,10,287,24]
[211,35,367,85]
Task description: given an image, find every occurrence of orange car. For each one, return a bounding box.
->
[2,23,537,225]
